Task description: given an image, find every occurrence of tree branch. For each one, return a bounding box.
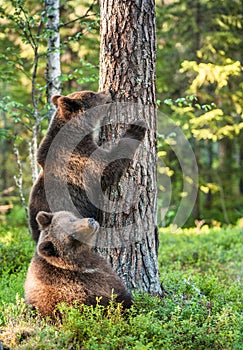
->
[59,0,98,28]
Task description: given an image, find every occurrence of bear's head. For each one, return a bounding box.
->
[36,211,99,269]
[51,91,112,121]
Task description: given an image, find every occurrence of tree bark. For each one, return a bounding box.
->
[98,0,162,294]
[0,106,8,191]
[45,0,62,118]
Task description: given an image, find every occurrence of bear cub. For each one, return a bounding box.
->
[29,90,147,243]
[24,210,132,316]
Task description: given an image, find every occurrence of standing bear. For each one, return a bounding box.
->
[24,210,132,316]
[29,90,147,242]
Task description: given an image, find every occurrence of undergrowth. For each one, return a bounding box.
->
[0,225,242,349]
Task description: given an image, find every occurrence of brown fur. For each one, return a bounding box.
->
[24,211,132,316]
[29,90,147,242]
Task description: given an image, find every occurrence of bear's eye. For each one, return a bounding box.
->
[69,218,76,223]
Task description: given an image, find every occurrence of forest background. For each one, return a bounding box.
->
[0,1,242,349]
[0,0,243,228]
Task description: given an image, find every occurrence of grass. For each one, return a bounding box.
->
[0,224,242,349]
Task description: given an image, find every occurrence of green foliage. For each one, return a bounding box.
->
[156,0,243,225]
[0,225,242,349]
[1,0,243,227]
[164,95,216,112]
[0,225,34,306]
[5,205,27,226]
[0,0,100,211]
[159,226,243,285]
[59,58,99,88]
[0,226,34,278]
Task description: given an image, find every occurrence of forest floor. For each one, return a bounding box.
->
[0,224,242,349]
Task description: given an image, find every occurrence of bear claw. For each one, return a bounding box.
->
[88,218,96,228]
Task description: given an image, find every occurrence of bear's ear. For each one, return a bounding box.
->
[38,241,58,257]
[58,96,83,112]
[36,211,53,229]
[51,95,62,107]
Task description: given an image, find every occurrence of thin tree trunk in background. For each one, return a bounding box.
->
[218,138,232,224]
[192,0,201,219]
[45,0,62,119]
[192,140,200,219]
[1,108,7,191]
[98,0,162,294]
[205,140,213,210]
[30,13,46,184]
[29,1,61,183]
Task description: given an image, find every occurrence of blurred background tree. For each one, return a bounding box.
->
[0,0,242,227]
[156,0,243,226]
[0,0,100,223]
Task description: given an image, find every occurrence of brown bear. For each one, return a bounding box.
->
[24,210,132,316]
[29,90,147,243]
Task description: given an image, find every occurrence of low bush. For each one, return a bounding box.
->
[0,226,34,307]
[0,225,242,349]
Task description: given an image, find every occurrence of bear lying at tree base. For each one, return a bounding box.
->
[24,210,132,316]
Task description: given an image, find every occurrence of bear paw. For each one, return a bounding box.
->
[124,120,148,141]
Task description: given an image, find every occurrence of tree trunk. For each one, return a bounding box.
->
[218,137,232,224]
[0,106,8,192]
[98,0,162,294]
[45,0,62,118]
[205,140,213,210]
